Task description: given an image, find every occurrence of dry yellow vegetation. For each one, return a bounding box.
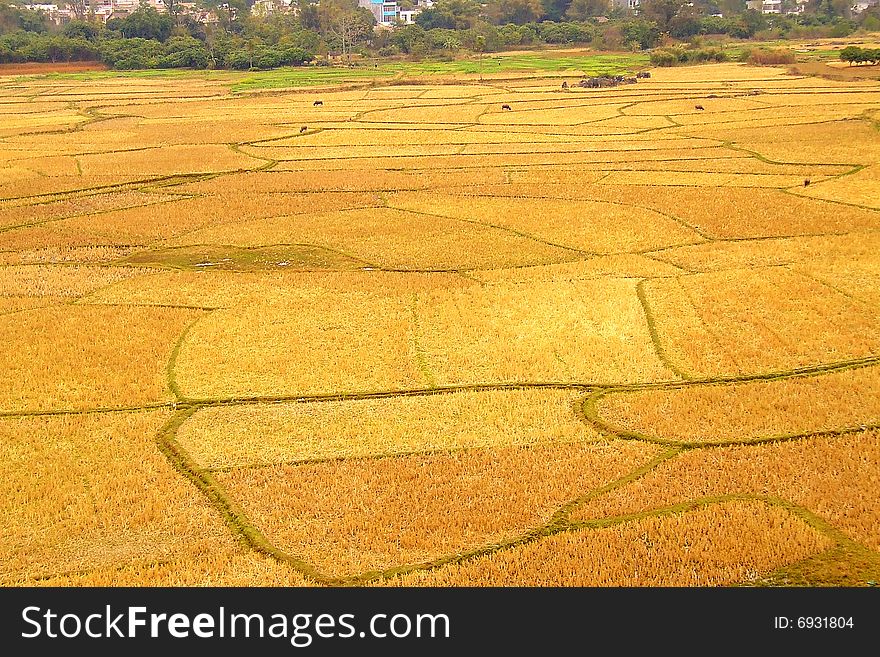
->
[1,59,878,587]
[173,289,425,399]
[0,411,233,584]
[1,305,198,412]
[641,267,880,377]
[25,551,312,587]
[387,192,700,253]
[0,264,155,297]
[655,232,880,273]
[572,430,880,550]
[593,365,880,443]
[385,501,831,586]
[215,440,658,578]
[415,277,678,386]
[177,389,600,468]
[165,207,578,270]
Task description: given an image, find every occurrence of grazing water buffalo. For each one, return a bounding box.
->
[313,100,323,106]
[694,104,705,110]
[578,75,638,89]
[501,104,511,110]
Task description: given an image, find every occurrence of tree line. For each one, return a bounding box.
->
[0,0,876,70]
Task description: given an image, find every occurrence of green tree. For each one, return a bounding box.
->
[639,0,686,32]
[318,0,375,61]
[565,0,609,20]
[541,0,573,21]
[415,0,481,30]
[485,0,545,24]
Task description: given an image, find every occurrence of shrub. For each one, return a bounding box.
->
[746,48,796,65]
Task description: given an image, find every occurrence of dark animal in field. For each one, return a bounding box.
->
[804,179,811,186]
[300,126,308,133]
[561,81,568,89]
[501,104,511,110]
[579,75,636,89]
[636,71,651,79]
[694,105,705,110]
[313,100,323,106]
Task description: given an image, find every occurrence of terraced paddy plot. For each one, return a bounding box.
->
[795,253,880,306]
[274,152,617,172]
[82,269,470,309]
[387,192,700,254]
[0,304,198,412]
[795,164,880,209]
[167,207,577,270]
[385,501,831,586]
[641,268,880,377]
[267,126,565,146]
[224,166,510,189]
[76,144,259,178]
[478,104,626,125]
[471,254,684,284]
[242,143,464,161]
[572,431,880,551]
[28,551,312,587]
[0,295,64,315]
[0,411,234,583]
[0,190,173,230]
[626,96,765,117]
[1,191,362,250]
[590,365,880,444]
[598,170,811,188]
[0,109,88,136]
[0,264,155,297]
[415,278,677,385]
[178,389,600,469]
[655,232,880,272]
[0,174,144,201]
[174,290,425,399]
[358,103,488,124]
[214,440,658,578]
[697,119,880,165]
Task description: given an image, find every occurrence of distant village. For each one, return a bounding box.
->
[22,0,879,31]
[22,0,437,28]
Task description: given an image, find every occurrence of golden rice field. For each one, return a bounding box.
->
[2,59,879,588]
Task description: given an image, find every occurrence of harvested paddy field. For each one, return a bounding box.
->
[2,59,878,587]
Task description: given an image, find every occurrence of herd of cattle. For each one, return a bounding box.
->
[574,71,651,88]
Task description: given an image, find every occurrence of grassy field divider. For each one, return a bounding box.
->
[154,407,335,584]
[635,278,691,381]
[581,385,880,448]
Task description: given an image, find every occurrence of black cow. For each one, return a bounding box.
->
[300,126,308,133]
[313,100,323,106]
[501,104,511,110]
[694,105,705,110]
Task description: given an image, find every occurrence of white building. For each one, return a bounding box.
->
[852,0,879,12]
[357,0,428,27]
[746,0,809,13]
